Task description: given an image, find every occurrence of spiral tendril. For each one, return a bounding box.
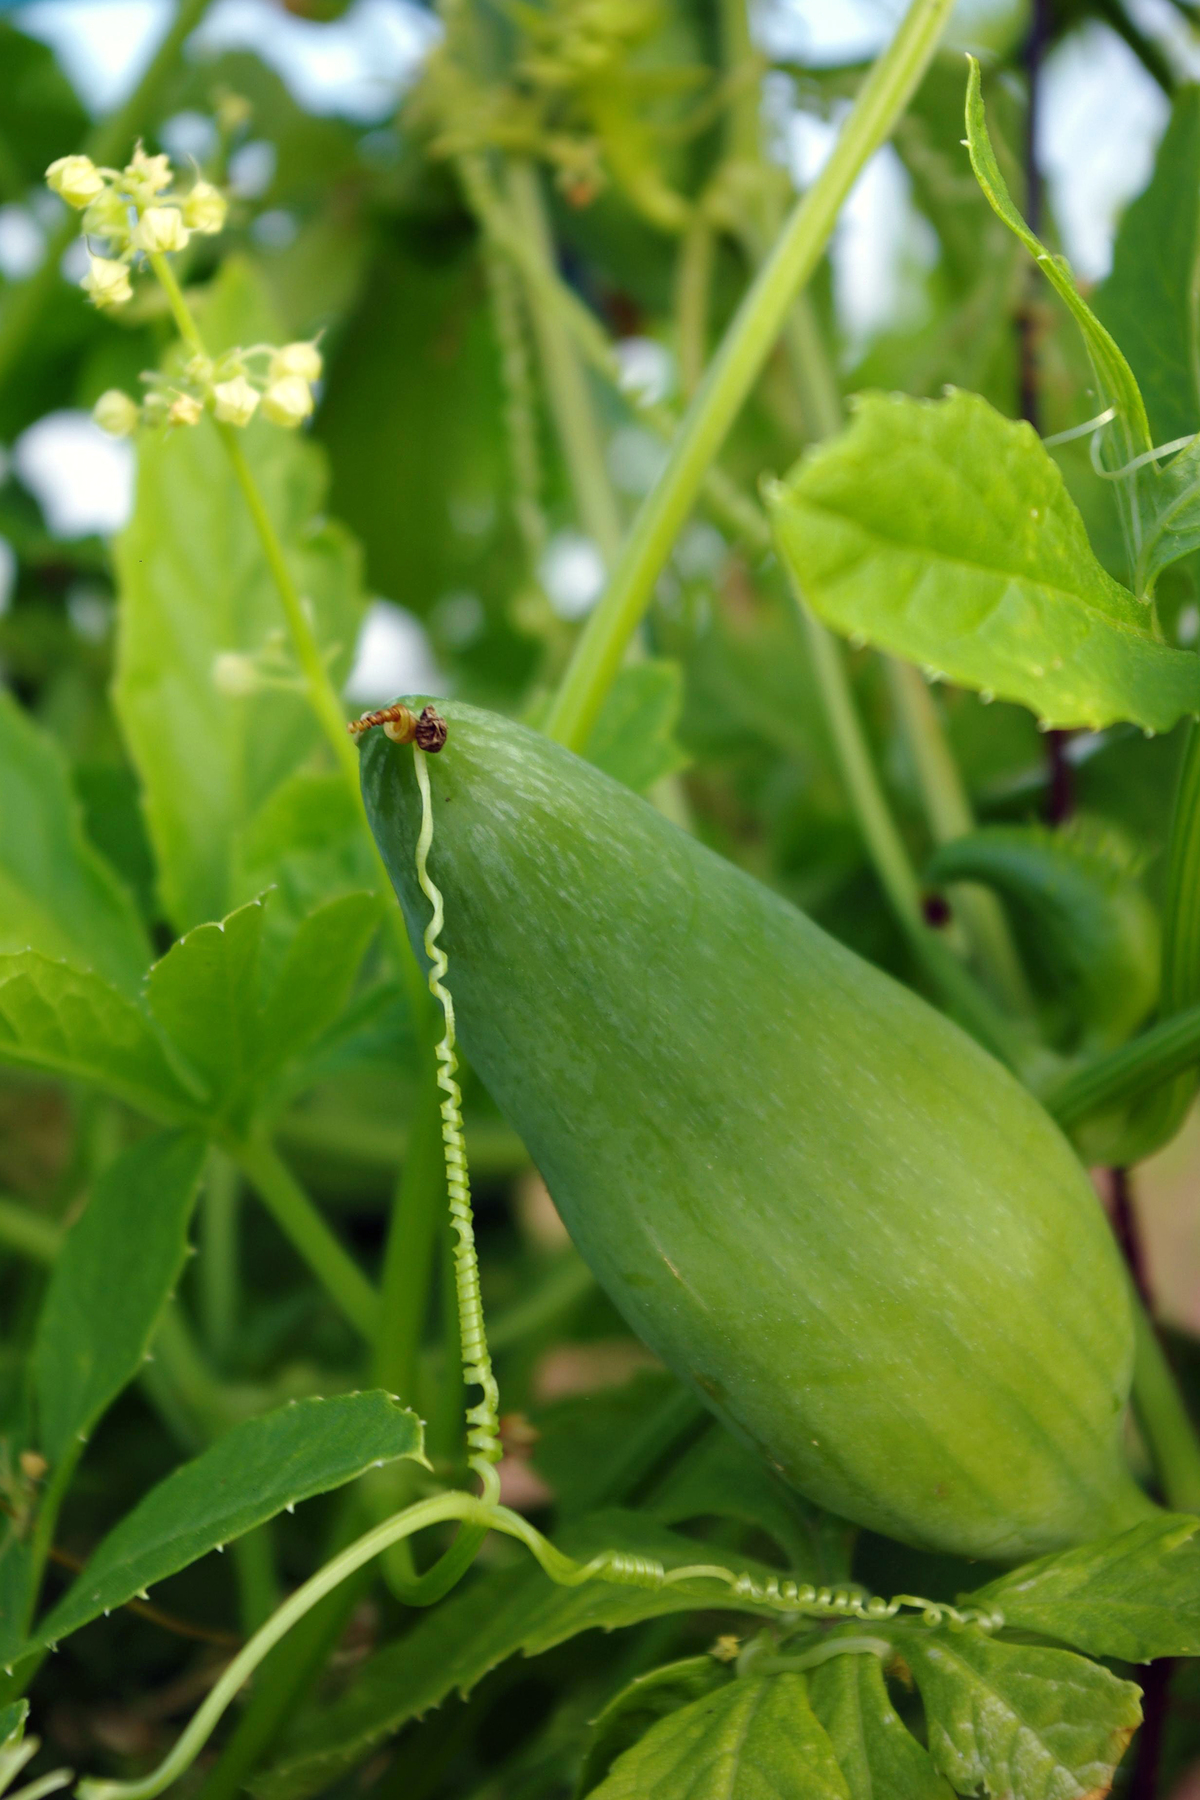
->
[414,748,503,1503]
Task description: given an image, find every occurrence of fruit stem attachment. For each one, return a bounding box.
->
[412,747,502,1503]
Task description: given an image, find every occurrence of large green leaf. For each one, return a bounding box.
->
[966,1513,1200,1662]
[0,952,200,1121]
[33,1132,207,1470]
[1094,87,1200,452]
[231,771,378,924]
[810,1648,951,1800]
[113,258,366,932]
[255,1513,793,1800]
[0,693,150,995]
[586,1673,850,1800]
[768,388,1200,732]
[30,1393,424,1653]
[577,1658,729,1797]
[145,891,380,1127]
[903,1627,1141,1800]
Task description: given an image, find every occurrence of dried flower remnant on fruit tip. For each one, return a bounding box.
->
[348,703,448,752]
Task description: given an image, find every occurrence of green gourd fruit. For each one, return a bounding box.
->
[361,699,1151,1562]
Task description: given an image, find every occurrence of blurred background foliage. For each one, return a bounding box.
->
[3,0,1200,1794]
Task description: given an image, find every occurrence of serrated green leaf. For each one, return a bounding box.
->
[586,661,689,795]
[903,1627,1141,1800]
[254,1513,794,1800]
[0,693,150,996]
[809,1647,952,1800]
[145,890,380,1128]
[232,771,377,924]
[30,1392,424,1654]
[926,820,1159,1050]
[0,952,199,1121]
[964,57,1150,465]
[768,388,1200,732]
[586,1672,850,1800]
[33,1132,207,1469]
[577,1658,729,1798]
[1135,442,1200,590]
[113,258,366,933]
[965,1512,1200,1661]
[1094,87,1200,452]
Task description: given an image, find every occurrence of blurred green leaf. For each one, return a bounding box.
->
[903,1627,1141,1800]
[255,1512,793,1800]
[34,1131,206,1468]
[232,771,377,923]
[966,1512,1200,1661]
[113,258,366,932]
[809,1644,952,1800]
[1094,86,1200,451]
[0,24,88,195]
[0,692,150,995]
[146,890,380,1128]
[927,819,1159,1050]
[768,389,1200,732]
[586,1672,850,1800]
[316,239,513,615]
[31,1393,425,1653]
[0,952,200,1121]
[586,660,688,794]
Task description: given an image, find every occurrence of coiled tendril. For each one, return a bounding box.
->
[414,747,503,1502]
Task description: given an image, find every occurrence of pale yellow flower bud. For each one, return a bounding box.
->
[212,652,261,698]
[92,389,140,437]
[46,154,106,209]
[81,255,133,310]
[213,375,260,427]
[261,374,314,428]
[131,206,189,254]
[268,341,322,384]
[182,180,227,235]
[81,187,132,248]
[168,392,204,426]
[124,144,173,203]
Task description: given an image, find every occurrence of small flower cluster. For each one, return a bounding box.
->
[92,340,323,439]
[46,143,227,313]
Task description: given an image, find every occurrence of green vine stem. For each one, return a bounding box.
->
[0,0,216,390]
[506,159,624,565]
[1044,1000,1200,1128]
[675,218,714,399]
[74,1484,1004,1800]
[230,1135,378,1338]
[543,0,955,751]
[1129,1292,1200,1514]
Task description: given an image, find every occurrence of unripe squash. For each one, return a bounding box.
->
[361,701,1151,1561]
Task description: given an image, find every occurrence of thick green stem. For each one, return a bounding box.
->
[232,1136,378,1339]
[1130,1294,1200,1513]
[374,1080,445,1400]
[0,1198,59,1265]
[544,0,954,750]
[506,159,624,565]
[675,219,714,399]
[0,0,216,389]
[199,1150,240,1362]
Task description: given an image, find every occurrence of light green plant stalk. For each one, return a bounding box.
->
[543,0,956,750]
[506,159,624,566]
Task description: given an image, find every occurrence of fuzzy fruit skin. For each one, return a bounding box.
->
[362,700,1150,1561]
